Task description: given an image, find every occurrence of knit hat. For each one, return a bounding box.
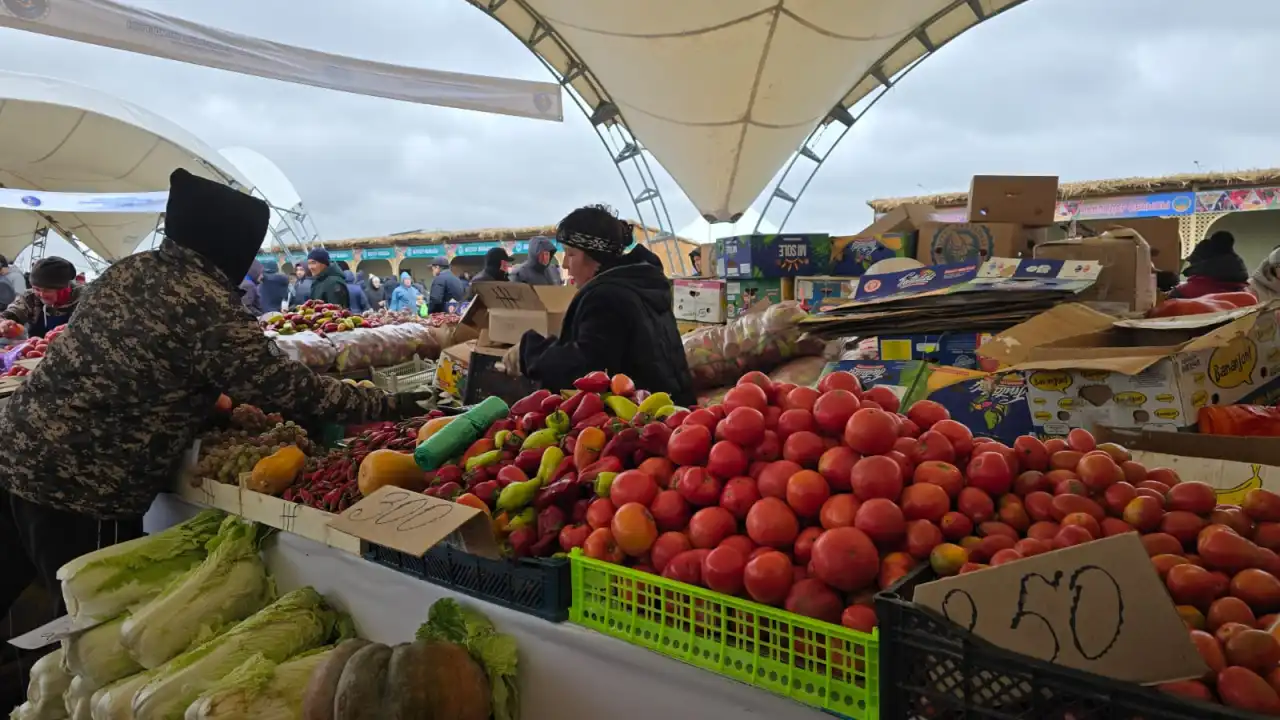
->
[486,247,513,267]
[30,257,77,288]
[307,248,331,265]
[400,271,412,281]
[165,169,269,285]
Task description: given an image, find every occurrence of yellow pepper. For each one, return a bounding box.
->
[521,428,560,451]
[464,449,501,472]
[637,392,673,416]
[535,447,565,486]
[604,395,638,421]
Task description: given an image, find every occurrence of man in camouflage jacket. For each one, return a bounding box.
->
[0,169,429,625]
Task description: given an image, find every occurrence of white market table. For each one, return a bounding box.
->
[144,494,829,720]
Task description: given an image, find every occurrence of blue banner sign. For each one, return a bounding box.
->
[404,245,444,258]
[454,242,500,257]
[360,247,395,260]
[325,249,354,261]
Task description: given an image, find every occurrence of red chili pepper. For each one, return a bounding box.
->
[573,371,611,393]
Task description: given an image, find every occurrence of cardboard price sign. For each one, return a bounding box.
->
[328,486,500,560]
[912,533,1207,684]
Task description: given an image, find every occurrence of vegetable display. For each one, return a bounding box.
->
[10,649,72,720]
[283,415,438,512]
[682,302,823,390]
[184,648,335,720]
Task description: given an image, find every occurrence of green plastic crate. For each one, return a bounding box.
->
[569,549,879,718]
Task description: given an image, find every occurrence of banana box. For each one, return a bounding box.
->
[1096,427,1280,500]
[982,301,1280,434]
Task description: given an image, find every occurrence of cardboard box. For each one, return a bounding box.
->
[857,203,939,237]
[435,341,474,397]
[463,282,576,347]
[1034,228,1157,314]
[1095,427,1280,500]
[715,233,830,278]
[1098,217,1180,275]
[980,301,1280,435]
[725,278,792,320]
[829,233,916,276]
[876,333,998,371]
[673,278,727,323]
[967,175,1059,226]
[916,222,1034,265]
[794,276,856,313]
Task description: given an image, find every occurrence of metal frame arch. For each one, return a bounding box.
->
[465,0,688,274]
[756,0,1033,232]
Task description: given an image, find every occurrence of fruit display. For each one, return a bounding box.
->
[682,301,823,391]
[362,309,462,328]
[329,323,440,372]
[270,331,340,372]
[194,403,320,486]
[1,323,64,376]
[260,300,367,335]
[283,415,439,512]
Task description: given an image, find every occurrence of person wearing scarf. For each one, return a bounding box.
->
[0,169,433,639]
[1168,231,1251,299]
[0,256,83,338]
[503,203,695,406]
[1251,245,1280,303]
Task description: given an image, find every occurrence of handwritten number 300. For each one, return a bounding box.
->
[346,490,453,531]
[1010,565,1124,662]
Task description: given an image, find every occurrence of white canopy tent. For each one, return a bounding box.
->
[0,70,252,262]
[469,0,1028,229]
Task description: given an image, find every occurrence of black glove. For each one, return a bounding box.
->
[392,390,435,418]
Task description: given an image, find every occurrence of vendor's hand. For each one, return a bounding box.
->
[0,320,19,339]
[392,390,435,418]
[501,344,521,376]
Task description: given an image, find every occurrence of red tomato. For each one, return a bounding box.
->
[850,455,904,502]
[786,470,831,517]
[707,440,750,479]
[702,545,747,595]
[915,430,956,463]
[743,550,794,605]
[782,430,826,468]
[843,408,899,455]
[792,526,824,566]
[931,419,974,458]
[757,460,803,499]
[1013,435,1050,472]
[810,527,880,592]
[967,452,1014,496]
[649,531,691,574]
[610,470,660,507]
[818,370,863,397]
[812,390,861,435]
[668,424,712,466]
[719,476,761,520]
[662,548,710,585]
[862,386,900,413]
[817,446,859,492]
[854,498,907,546]
[746,497,800,548]
[775,409,816,440]
[688,506,737,549]
[785,578,843,624]
[906,400,950,430]
[782,387,821,413]
[683,408,718,432]
[1066,428,1096,454]
[736,370,774,394]
[820,494,861,529]
[719,406,765,446]
[723,383,769,413]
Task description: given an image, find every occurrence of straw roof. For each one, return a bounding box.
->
[867,168,1280,213]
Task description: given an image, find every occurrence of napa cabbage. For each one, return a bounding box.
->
[182,647,333,720]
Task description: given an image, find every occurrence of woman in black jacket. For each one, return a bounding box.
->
[504,204,695,406]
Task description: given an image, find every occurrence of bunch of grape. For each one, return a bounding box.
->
[193,420,321,485]
[228,404,282,435]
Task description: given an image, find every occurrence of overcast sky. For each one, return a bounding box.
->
[2,0,1277,269]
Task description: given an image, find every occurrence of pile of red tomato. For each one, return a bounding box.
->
[1147,291,1259,318]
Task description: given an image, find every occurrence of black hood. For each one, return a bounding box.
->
[586,244,671,313]
[165,169,269,285]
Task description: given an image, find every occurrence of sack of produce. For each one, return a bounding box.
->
[129,587,343,720]
[331,324,441,371]
[62,615,143,690]
[58,510,224,623]
[120,518,274,669]
[683,301,823,390]
[184,647,333,720]
[267,331,337,372]
[768,356,828,388]
[11,649,73,720]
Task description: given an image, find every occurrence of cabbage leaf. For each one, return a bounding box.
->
[61,615,142,690]
[182,647,333,720]
[121,517,274,669]
[417,598,519,720]
[58,510,224,622]
[129,587,341,720]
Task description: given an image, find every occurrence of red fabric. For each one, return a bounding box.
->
[1170,275,1249,299]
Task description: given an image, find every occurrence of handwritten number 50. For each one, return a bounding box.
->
[1010,565,1123,662]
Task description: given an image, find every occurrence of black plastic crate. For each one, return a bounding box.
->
[875,564,1263,720]
[463,351,538,406]
[364,543,570,623]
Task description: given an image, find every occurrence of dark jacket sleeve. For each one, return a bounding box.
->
[1,292,34,324]
[427,277,446,313]
[195,318,396,424]
[520,288,628,392]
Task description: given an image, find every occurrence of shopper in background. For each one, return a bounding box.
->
[364,273,387,309]
[466,247,512,300]
[428,256,467,313]
[1168,231,1251,299]
[239,260,263,315]
[307,248,350,308]
[389,271,421,312]
[0,169,431,633]
[344,269,370,313]
[258,259,291,313]
[74,273,87,286]
[1250,245,1280,302]
[288,264,312,308]
[0,254,27,308]
[511,237,562,285]
[503,203,694,406]
[0,257,83,338]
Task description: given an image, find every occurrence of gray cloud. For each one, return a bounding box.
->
[0,0,1274,268]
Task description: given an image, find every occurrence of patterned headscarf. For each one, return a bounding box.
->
[559,230,628,258]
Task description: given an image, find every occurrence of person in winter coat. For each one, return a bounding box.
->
[511,236,562,285]
[465,247,511,297]
[258,259,291,313]
[307,248,350,308]
[364,274,387,309]
[1168,231,1251,299]
[0,254,27,308]
[428,257,467,313]
[504,204,695,406]
[1250,245,1280,303]
[0,257,84,338]
[0,169,432,637]
[344,269,370,313]
[289,264,313,308]
[239,260,263,315]
[389,271,421,312]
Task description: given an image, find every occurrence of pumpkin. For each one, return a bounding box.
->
[246,445,306,495]
[357,450,425,496]
[302,638,370,720]
[322,640,490,720]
